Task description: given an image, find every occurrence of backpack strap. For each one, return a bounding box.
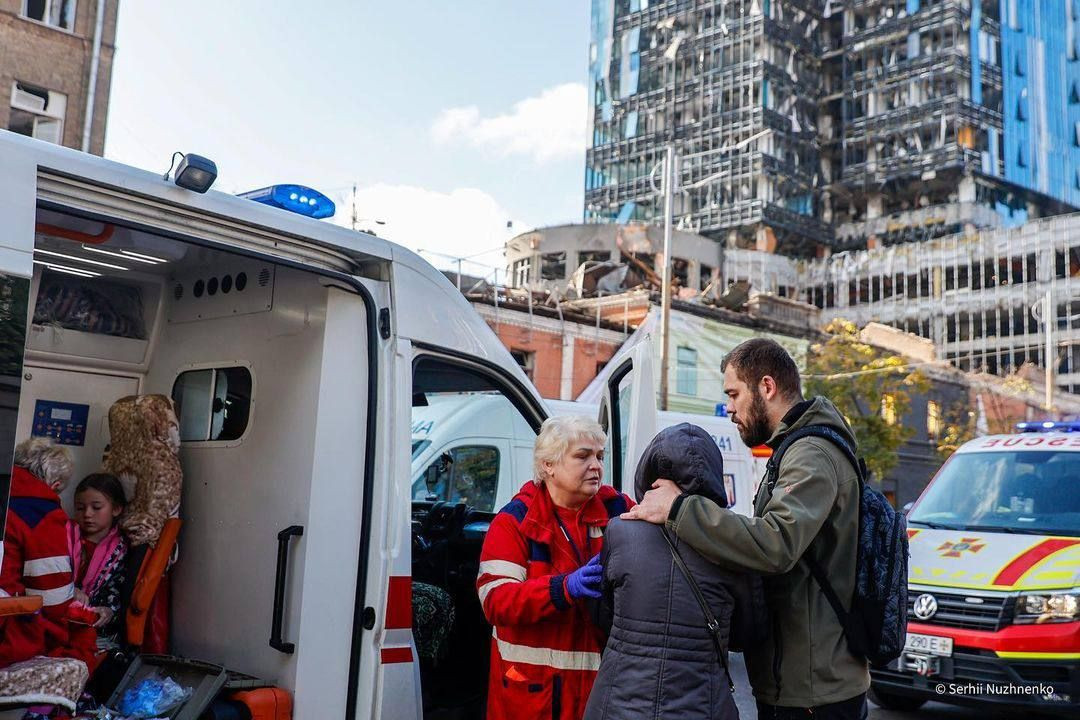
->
[766,425,865,493]
[660,528,736,693]
[764,424,864,632]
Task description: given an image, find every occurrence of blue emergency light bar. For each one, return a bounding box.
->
[239,184,335,219]
[1015,420,1080,433]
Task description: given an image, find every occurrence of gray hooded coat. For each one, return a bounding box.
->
[584,424,766,720]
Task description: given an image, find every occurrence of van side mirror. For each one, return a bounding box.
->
[425,452,454,497]
[901,502,914,516]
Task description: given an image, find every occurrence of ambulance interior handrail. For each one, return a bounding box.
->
[270,524,304,654]
[36,222,116,245]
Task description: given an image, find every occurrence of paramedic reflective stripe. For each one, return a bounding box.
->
[493,629,601,672]
[23,555,71,578]
[479,578,517,605]
[25,583,74,606]
[478,560,527,582]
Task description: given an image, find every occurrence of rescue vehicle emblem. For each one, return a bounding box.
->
[937,537,985,558]
[912,593,938,620]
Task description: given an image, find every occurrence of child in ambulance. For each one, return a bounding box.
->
[68,473,128,649]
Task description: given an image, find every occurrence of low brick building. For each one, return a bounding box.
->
[468,292,627,401]
[1,0,120,155]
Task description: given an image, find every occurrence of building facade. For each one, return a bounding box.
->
[798,212,1080,395]
[1,0,119,155]
[585,0,1080,256]
[467,292,629,401]
[585,0,830,256]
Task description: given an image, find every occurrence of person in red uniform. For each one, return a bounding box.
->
[1,438,95,668]
[477,415,634,720]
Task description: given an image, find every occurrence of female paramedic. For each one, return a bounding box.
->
[476,415,634,720]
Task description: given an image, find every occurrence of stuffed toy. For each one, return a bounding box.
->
[104,395,182,547]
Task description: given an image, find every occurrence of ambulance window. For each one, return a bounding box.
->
[412,439,430,459]
[598,397,614,484]
[414,445,500,510]
[412,356,539,513]
[0,271,32,534]
[617,372,633,479]
[171,366,252,442]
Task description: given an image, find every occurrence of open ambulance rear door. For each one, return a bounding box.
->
[598,338,657,494]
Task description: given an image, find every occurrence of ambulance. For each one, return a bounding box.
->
[0,132,658,718]
[869,423,1080,715]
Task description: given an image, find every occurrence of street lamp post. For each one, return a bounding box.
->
[659,145,676,411]
[653,128,773,411]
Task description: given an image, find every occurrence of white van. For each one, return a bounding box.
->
[408,397,756,520]
[0,133,657,719]
[546,400,758,517]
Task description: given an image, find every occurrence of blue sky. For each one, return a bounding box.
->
[105,1,590,276]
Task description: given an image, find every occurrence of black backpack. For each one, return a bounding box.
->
[766,425,908,667]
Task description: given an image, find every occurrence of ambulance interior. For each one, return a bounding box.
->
[11,205,554,717]
[10,206,370,709]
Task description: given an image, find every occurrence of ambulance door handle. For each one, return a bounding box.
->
[270,525,304,654]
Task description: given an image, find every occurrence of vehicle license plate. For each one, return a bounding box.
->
[904,632,953,657]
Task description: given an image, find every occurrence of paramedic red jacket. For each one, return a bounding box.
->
[477,481,633,720]
[0,466,87,667]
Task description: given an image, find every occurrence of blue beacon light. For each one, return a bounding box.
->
[239,184,336,219]
[1015,420,1080,433]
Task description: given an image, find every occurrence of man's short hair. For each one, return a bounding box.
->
[721,338,803,400]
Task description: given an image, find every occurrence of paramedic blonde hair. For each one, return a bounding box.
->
[532,415,607,483]
[14,437,74,491]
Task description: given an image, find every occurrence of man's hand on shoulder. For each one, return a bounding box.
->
[620,479,682,524]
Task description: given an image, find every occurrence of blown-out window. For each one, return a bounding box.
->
[21,0,76,30]
[171,366,252,442]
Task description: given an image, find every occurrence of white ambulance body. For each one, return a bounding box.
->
[871,428,1080,716]
[0,132,657,719]
[546,400,758,517]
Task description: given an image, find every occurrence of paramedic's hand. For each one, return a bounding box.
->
[92,606,113,628]
[73,589,90,606]
[565,554,604,600]
[621,479,682,524]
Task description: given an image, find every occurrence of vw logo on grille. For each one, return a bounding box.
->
[913,593,938,620]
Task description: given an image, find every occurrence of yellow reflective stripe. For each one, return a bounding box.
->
[493,629,601,671]
[996,651,1080,660]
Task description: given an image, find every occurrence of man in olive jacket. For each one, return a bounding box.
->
[623,338,869,720]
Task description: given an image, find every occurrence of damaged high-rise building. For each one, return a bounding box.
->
[584,0,1080,257]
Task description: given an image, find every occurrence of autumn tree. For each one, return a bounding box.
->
[804,320,929,483]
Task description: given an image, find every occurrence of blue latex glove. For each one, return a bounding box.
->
[565,554,604,600]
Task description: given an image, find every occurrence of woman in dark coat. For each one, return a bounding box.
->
[584,423,766,720]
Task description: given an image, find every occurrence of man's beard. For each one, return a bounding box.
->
[737,389,772,447]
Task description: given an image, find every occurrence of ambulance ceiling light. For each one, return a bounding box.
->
[164,152,218,194]
[33,260,100,278]
[81,245,166,265]
[238,184,336,219]
[35,248,127,271]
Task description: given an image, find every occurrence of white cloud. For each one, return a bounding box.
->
[330,184,531,279]
[431,83,587,164]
